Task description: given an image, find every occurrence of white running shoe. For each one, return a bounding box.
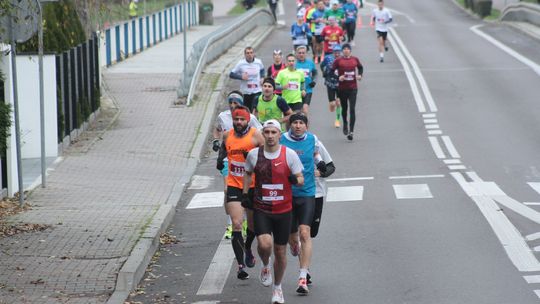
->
[260,265,273,287]
[272,287,285,304]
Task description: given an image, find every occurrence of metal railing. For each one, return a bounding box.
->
[177,8,275,106]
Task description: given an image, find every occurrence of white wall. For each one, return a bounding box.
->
[16,54,58,159]
[0,46,58,196]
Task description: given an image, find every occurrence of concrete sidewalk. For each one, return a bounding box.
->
[0,21,227,304]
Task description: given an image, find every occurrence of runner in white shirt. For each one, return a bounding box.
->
[371,0,392,62]
[230,47,266,111]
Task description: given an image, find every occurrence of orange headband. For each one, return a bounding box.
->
[233,107,251,122]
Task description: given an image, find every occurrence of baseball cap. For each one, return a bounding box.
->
[262,119,281,131]
[332,44,342,51]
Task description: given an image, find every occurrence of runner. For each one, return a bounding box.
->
[332,43,363,141]
[295,45,318,115]
[213,91,262,239]
[267,50,286,96]
[342,0,358,45]
[308,0,327,64]
[216,106,264,279]
[267,0,278,21]
[321,16,344,56]
[371,0,392,62]
[312,140,335,239]
[320,44,342,128]
[275,54,306,112]
[229,47,265,111]
[323,0,345,24]
[253,78,293,129]
[280,113,327,295]
[243,119,304,304]
[291,13,312,51]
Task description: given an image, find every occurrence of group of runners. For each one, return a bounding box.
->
[210,1,393,303]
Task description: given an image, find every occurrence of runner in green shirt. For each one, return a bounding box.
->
[275,54,306,112]
[253,78,293,130]
[324,1,345,24]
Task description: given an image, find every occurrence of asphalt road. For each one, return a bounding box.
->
[129,0,540,303]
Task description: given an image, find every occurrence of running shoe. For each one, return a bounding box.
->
[307,272,312,285]
[296,277,309,294]
[347,132,354,141]
[260,264,273,287]
[272,287,285,304]
[224,224,232,239]
[242,219,247,237]
[385,46,389,52]
[245,249,256,268]
[290,242,300,257]
[380,57,384,63]
[237,265,249,280]
[342,124,349,136]
[334,119,340,128]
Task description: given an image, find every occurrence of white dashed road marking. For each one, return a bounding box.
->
[327,186,364,202]
[393,184,433,199]
[187,192,224,209]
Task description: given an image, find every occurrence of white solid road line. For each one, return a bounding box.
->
[448,165,466,170]
[441,136,461,159]
[524,202,540,206]
[423,118,438,124]
[327,176,375,182]
[196,238,235,295]
[425,124,440,130]
[389,174,445,180]
[423,113,437,118]
[492,195,540,225]
[470,25,540,77]
[389,27,438,112]
[528,182,540,195]
[387,31,426,113]
[428,136,446,159]
[451,172,540,272]
[186,192,224,209]
[526,232,540,241]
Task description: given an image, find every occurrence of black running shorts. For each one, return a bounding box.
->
[326,87,338,102]
[302,93,313,105]
[290,196,316,233]
[376,30,388,40]
[289,102,303,112]
[314,35,324,43]
[254,209,292,245]
[226,187,254,209]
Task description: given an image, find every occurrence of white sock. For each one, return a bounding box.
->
[274,284,282,290]
[299,268,308,279]
[380,52,384,58]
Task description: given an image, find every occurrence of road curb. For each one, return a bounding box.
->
[106,24,275,304]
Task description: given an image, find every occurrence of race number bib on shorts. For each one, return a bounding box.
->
[344,71,355,81]
[288,81,299,90]
[261,184,284,201]
[230,160,246,177]
[294,37,308,46]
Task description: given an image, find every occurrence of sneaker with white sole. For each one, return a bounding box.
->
[296,277,309,294]
[272,287,285,304]
[260,265,273,287]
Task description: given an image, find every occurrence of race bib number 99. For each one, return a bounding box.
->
[261,184,284,201]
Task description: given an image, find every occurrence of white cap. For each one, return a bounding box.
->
[262,119,281,131]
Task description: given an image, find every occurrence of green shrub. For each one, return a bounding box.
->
[17,0,87,53]
[0,70,12,157]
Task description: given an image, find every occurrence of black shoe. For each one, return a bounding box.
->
[342,124,348,136]
[385,46,389,52]
[245,250,256,268]
[307,272,312,285]
[380,57,384,63]
[347,132,354,141]
[237,266,249,280]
